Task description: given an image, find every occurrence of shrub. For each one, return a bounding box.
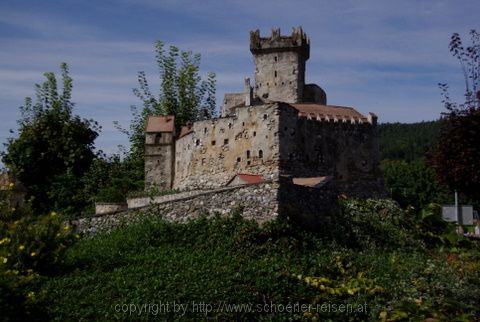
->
[0,202,78,321]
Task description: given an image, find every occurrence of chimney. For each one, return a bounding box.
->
[244,77,253,106]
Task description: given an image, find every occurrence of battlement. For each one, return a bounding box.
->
[250,27,310,59]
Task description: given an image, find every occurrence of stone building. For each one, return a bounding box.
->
[145,27,384,201]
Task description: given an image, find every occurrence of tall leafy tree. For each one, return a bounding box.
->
[117,41,216,163]
[2,63,99,215]
[432,30,480,200]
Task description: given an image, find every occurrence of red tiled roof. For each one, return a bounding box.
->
[237,174,264,184]
[145,115,175,133]
[291,103,368,122]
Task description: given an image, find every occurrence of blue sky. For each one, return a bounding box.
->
[0,0,478,157]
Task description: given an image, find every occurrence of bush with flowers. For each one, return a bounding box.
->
[0,186,79,320]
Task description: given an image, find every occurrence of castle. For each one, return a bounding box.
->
[144,27,383,200]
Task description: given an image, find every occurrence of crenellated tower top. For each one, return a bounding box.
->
[250,27,310,60]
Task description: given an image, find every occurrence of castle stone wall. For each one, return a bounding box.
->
[145,132,174,189]
[278,104,384,198]
[95,202,127,215]
[72,182,279,236]
[253,51,305,103]
[173,104,281,190]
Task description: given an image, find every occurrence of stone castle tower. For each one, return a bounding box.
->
[144,27,383,199]
[144,116,175,190]
[250,27,309,103]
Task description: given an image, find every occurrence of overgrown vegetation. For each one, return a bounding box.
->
[12,201,473,321]
[0,186,77,321]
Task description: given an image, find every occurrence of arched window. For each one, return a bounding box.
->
[259,150,263,158]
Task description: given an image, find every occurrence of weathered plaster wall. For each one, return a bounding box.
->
[173,103,281,190]
[278,104,384,198]
[253,51,305,103]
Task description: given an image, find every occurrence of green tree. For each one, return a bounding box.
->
[1,63,99,215]
[82,152,143,205]
[378,121,441,162]
[118,41,216,164]
[432,30,480,200]
[381,159,449,209]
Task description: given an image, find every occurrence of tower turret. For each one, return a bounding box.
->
[144,115,175,190]
[250,27,310,103]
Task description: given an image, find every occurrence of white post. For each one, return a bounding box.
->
[455,190,464,234]
[455,190,458,221]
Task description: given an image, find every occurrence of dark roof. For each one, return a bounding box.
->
[145,115,175,133]
[290,103,368,123]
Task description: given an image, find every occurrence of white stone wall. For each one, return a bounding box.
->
[173,103,281,190]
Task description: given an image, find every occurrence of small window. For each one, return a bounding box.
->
[253,131,256,137]
[204,127,208,134]
[196,139,200,146]
[224,138,229,145]
[211,140,216,146]
[247,161,251,165]
[263,114,268,120]
[259,150,263,158]
[274,70,277,78]
[274,56,277,62]
[242,122,245,126]
[228,123,233,129]
[236,157,241,162]
[247,150,250,159]
[155,133,162,144]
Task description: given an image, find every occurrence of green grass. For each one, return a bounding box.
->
[35,201,480,321]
